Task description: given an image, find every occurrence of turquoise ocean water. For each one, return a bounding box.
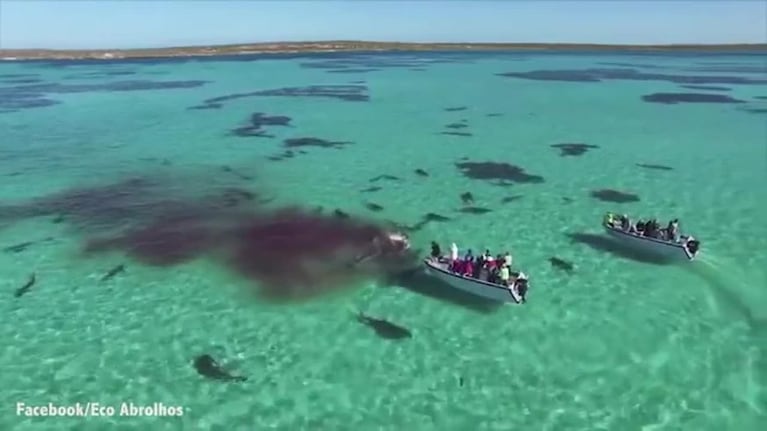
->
[1,51,765,430]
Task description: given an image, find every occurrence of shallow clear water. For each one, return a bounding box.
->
[1,51,766,430]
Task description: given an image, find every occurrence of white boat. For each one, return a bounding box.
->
[602,213,700,261]
[422,258,527,303]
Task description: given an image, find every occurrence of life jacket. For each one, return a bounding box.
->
[500,266,510,281]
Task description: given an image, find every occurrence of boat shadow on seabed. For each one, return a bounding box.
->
[566,232,674,265]
[384,267,504,314]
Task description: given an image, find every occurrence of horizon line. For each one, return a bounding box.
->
[3,40,767,52]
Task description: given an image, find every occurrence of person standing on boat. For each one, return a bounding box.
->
[464,249,474,261]
[499,263,511,286]
[430,241,442,259]
[473,253,485,279]
[667,219,679,242]
[483,249,493,262]
[450,243,458,261]
[620,214,631,231]
[503,251,513,268]
[604,212,615,227]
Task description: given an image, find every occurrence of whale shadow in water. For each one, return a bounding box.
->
[387,269,502,314]
[231,112,292,138]
[566,232,672,265]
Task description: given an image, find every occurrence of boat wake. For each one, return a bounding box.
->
[689,253,767,337]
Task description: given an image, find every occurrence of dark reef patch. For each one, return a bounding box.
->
[590,189,640,203]
[636,163,673,171]
[441,131,473,137]
[0,78,43,84]
[326,68,381,74]
[679,85,731,92]
[283,137,351,149]
[445,106,467,112]
[0,79,209,113]
[445,122,469,129]
[414,169,429,177]
[63,70,138,80]
[550,143,599,157]
[231,112,292,138]
[596,62,666,69]
[740,107,767,114]
[455,161,544,185]
[0,73,39,79]
[303,84,370,100]
[641,93,746,104]
[685,65,767,74]
[486,113,503,117]
[754,96,767,100]
[0,96,59,113]
[497,68,767,85]
[190,84,369,109]
[365,202,384,212]
[361,186,382,193]
[298,54,471,73]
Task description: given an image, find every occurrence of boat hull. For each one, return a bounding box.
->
[423,259,524,303]
[603,226,695,261]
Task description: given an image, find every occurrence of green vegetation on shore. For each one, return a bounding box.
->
[2,40,765,60]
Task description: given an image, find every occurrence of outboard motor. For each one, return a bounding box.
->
[686,239,700,256]
[516,278,528,302]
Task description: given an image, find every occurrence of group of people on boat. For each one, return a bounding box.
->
[429,241,527,300]
[604,213,681,242]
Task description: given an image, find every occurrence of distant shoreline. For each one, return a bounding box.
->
[2,41,766,61]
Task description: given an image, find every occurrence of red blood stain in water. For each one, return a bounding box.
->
[0,177,416,301]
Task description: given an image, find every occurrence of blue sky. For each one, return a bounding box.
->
[1,0,765,49]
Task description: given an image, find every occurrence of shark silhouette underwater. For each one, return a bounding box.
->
[192,354,247,382]
[355,312,412,340]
